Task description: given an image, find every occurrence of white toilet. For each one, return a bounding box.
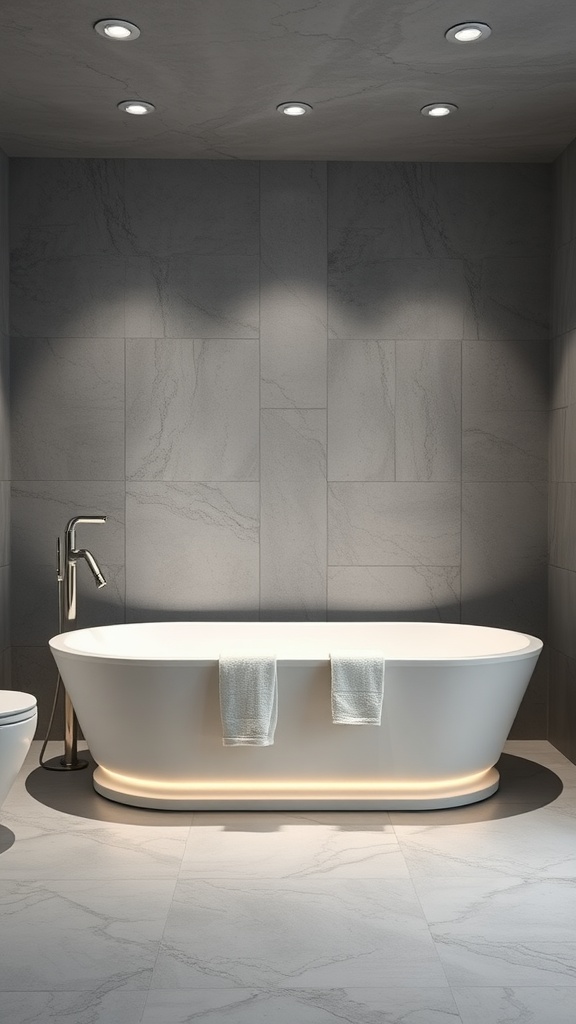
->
[0,691,37,808]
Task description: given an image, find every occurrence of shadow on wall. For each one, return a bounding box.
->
[88,576,545,632]
[10,253,261,345]
[327,255,549,342]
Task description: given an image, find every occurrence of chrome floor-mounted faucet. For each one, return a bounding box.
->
[64,515,107,623]
[61,515,107,769]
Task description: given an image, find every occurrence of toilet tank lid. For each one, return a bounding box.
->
[0,691,37,719]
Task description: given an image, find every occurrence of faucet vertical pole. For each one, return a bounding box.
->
[65,518,81,623]
[62,693,81,768]
[59,528,84,768]
[59,516,107,770]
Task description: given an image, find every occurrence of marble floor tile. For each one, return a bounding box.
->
[0,879,176,991]
[0,815,189,880]
[453,986,576,1023]
[2,740,576,1007]
[415,875,576,942]
[151,878,447,989]
[180,811,408,879]
[504,740,574,768]
[431,940,576,988]
[142,987,462,1024]
[413,876,576,985]
[395,810,576,879]
[0,990,148,1024]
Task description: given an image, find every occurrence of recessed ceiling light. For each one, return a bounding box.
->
[445,22,492,43]
[276,102,313,116]
[420,103,458,118]
[117,100,155,115]
[94,19,141,41]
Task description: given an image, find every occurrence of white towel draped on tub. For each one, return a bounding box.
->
[219,655,278,746]
[330,651,385,725]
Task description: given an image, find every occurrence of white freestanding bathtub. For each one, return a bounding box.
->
[49,621,542,811]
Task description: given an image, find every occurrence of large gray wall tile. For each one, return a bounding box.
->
[260,162,327,409]
[554,139,576,249]
[126,338,259,481]
[396,340,461,482]
[328,339,394,481]
[509,649,549,739]
[464,258,550,340]
[0,565,8,652]
[328,163,551,261]
[0,334,9,481]
[261,409,326,620]
[124,160,259,257]
[549,482,576,571]
[126,482,259,620]
[462,482,547,636]
[0,152,7,337]
[550,146,576,756]
[463,338,548,483]
[556,145,576,259]
[328,565,460,622]
[10,159,126,260]
[549,565,576,661]
[125,256,259,339]
[552,242,576,336]
[11,257,125,338]
[329,482,460,566]
[0,153,8,677]
[329,258,465,341]
[463,408,547,482]
[551,330,576,409]
[0,647,10,688]
[11,481,125,646]
[549,406,576,483]
[463,339,548,413]
[11,337,124,480]
[11,646,64,739]
[0,480,8,566]
[462,481,548,576]
[548,648,576,764]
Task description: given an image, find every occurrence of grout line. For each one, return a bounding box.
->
[123,243,127,625]
[258,160,262,622]
[325,160,329,620]
[459,332,463,625]
[120,159,130,623]
[325,479,460,485]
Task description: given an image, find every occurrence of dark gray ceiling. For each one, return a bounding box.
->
[1,0,575,161]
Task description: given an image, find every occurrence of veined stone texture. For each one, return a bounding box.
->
[0,149,8,685]
[550,136,576,761]
[9,159,550,735]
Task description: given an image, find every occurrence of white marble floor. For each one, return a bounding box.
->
[0,740,575,1023]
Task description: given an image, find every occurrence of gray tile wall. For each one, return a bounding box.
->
[9,159,551,736]
[550,137,576,762]
[0,149,8,687]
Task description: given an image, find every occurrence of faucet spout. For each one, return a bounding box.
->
[76,548,107,589]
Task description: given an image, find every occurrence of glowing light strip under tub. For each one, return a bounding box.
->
[94,765,497,796]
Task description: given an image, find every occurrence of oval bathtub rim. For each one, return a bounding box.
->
[49,621,543,669]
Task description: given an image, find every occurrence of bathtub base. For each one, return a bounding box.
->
[92,765,500,811]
